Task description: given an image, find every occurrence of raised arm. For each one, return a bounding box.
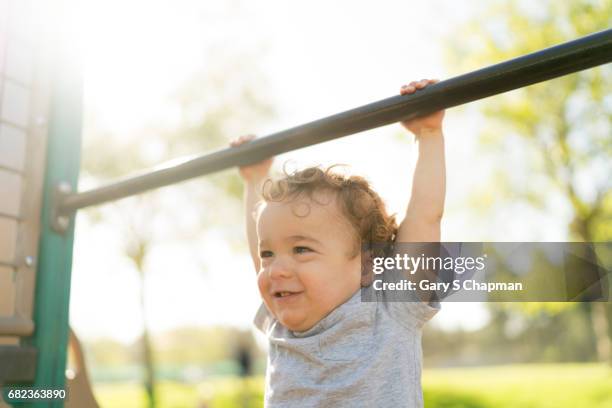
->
[394,79,446,304]
[230,135,273,273]
[397,129,445,242]
[395,79,446,243]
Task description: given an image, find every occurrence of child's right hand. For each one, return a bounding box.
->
[230,134,273,183]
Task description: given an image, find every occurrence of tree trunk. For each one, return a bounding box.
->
[591,302,611,364]
[572,217,611,365]
[131,239,157,408]
[139,270,156,408]
[605,296,612,366]
[142,326,156,408]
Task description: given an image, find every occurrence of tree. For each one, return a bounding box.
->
[448,0,611,363]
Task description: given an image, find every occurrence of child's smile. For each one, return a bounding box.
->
[256,193,362,332]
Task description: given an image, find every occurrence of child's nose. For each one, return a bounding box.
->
[268,257,293,279]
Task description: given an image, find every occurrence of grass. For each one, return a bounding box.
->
[422,363,612,408]
[92,363,612,407]
[93,377,263,408]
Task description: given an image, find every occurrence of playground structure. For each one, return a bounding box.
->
[0,2,610,405]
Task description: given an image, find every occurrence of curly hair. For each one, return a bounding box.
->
[260,165,398,259]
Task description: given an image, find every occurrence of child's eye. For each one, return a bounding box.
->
[260,250,274,258]
[294,246,313,254]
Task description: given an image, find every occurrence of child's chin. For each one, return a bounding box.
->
[279,314,311,332]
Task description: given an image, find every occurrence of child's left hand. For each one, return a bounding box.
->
[400,79,445,136]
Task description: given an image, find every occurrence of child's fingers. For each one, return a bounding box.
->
[415,79,428,89]
[230,134,256,147]
[400,84,416,95]
[239,134,254,143]
[400,79,440,95]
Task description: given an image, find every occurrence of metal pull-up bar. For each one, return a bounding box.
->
[52,28,612,232]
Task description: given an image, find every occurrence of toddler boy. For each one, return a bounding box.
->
[231,78,444,407]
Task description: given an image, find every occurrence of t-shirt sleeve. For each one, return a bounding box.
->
[383,288,441,329]
[253,302,276,334]
[376,245,443,329]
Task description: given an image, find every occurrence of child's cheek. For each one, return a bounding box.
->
[257,270,269,299]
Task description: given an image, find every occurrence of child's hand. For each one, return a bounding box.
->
[230,134,273,183]
[400,79,445,137]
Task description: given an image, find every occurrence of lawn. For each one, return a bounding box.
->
[422,363,612,408]
[92,363,612,408]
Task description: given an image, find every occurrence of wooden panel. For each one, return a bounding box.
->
[0,336,19,345]
[0,217,17,262]
[0,316,33,336]
[0,266,15,316]
[1,81,29,127]
[12,24,51,323]
[0,123,27,171]
[0,169,21,216]
[0,0,53,339]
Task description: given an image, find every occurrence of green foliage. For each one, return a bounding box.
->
[84,338,136,367]
[447,0,611,242]
[423,302,599,364]
[85,327,262,371]
[154,327,262,366]
[444,0,612,365]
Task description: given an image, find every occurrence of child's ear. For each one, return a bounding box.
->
[360,249,374,287]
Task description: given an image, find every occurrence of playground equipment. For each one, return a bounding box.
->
[0,3,610,404]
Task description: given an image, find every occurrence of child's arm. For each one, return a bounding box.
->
[230,135,273,273]
[396,79,446,243]
[395,79,446,303]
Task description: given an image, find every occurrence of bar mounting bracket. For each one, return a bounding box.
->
[51,182,74,234]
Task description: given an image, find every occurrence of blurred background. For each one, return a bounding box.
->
[22,0,611,406]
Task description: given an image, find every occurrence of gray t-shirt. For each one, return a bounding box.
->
[254,285,441,407]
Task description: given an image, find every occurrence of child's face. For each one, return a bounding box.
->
[256,193,362,332]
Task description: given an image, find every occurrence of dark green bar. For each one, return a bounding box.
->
[57,28,612,214]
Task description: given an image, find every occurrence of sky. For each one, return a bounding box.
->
[59,0,576,344]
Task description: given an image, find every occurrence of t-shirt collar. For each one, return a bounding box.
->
[291,288,362,338]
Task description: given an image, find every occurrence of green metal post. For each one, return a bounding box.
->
[18,42,83,407]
